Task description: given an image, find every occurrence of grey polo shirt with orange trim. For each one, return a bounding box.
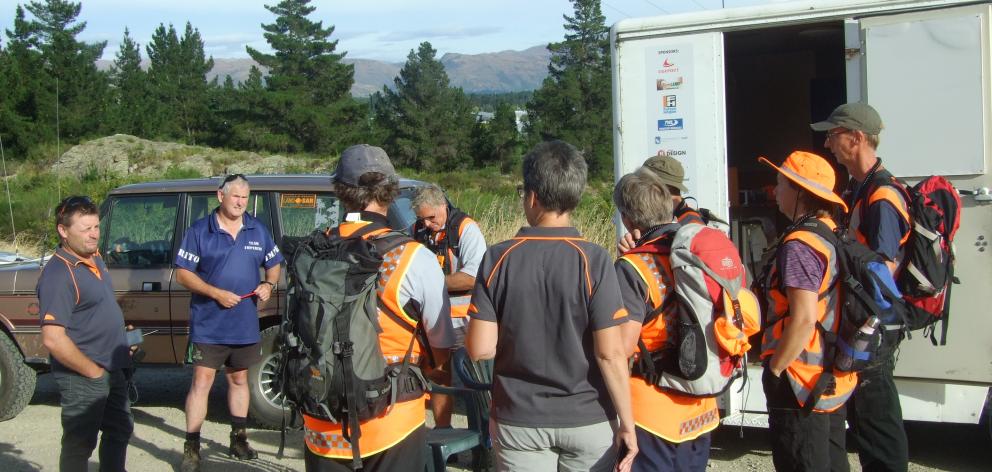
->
[37,247,130,373]
[469,226,629,428]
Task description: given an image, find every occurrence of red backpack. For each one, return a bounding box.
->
[895,175,962,345]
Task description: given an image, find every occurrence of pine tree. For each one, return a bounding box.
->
[107,28,150,137]
[474,102,523,172]
[20,0,108,145]
[376,42,474,171]
[526,0,613,177]
[146,22,214,143]
[1,7,52,157]
[245,0,360,153]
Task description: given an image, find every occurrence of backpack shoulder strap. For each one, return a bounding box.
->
[446,206,469,249]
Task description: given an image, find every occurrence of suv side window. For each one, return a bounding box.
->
[101,194,180,268]
[279,193,341,237]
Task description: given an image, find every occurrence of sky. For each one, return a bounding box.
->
[1,0,793,63]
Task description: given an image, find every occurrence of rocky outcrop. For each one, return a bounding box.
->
[53,135,327,179]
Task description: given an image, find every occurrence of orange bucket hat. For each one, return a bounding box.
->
[758,151,848,213]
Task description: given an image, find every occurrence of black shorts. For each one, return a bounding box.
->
[187,342,261,370]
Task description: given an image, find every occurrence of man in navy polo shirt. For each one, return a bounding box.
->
[39,195,134,472]
[175,174,283,472]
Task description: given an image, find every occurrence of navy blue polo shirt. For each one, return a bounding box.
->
[37,248,131,373]
[175,210,283,345]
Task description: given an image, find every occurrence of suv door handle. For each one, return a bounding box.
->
[142,282,162,292]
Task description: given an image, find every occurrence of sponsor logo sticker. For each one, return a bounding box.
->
[658,118,684,131]
[663,95,677,114]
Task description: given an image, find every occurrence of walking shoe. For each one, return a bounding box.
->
[181,440,200,472]
[228,428,258,460]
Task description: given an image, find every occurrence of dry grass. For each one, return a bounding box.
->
[0,232,47,259]
[453,191,619,258]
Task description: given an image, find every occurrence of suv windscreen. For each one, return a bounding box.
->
[279,193,341,237]
[101,194,180,267]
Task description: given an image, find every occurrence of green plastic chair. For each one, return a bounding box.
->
[425,347,493,471]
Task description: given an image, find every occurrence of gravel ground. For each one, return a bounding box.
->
[0,366,989,471]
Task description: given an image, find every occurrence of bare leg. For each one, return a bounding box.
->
[226,368,250,418]
[431,359,454,428]
[185,366,217,433]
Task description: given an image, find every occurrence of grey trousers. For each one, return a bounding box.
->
[54,368,133,472]
[490,419,617,472]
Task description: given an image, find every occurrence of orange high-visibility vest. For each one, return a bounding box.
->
[760,217,857,413]
[303,221,429,459]
[620,249,720,442]
[849,184,911,247]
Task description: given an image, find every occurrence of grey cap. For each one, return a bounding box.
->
[810,102,883,135]
[641,153,688,193]
[333,144,396,186]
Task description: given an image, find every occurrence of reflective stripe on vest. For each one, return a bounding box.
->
[850,185,910,246]
[619,253,674,351]
[303,398,424,459]
[760,217,857,412]
[303,227,428,458]
[621,250,720,441]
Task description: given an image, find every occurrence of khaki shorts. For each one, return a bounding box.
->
[490,419,618,472]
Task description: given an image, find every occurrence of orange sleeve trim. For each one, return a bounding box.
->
[613,308,628,320]
[512,236,585,241]
[44,313,56,321]
[468,303,478,314]
[564,240,593,298]
[54,255,81,305]
[485,239,528,288]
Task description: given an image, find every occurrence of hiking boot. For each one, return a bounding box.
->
[181,440,200,472]
[228,428,258,460]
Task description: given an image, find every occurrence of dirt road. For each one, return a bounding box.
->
[0,366,989,471]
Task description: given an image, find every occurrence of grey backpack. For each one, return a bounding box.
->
[276,224,430,468]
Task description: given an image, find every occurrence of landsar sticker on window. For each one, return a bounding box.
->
[280,194,317,208]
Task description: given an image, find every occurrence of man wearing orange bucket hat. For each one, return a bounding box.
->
[758,151,856,472]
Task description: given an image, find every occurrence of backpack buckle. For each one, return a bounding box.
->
[332,341,354,357]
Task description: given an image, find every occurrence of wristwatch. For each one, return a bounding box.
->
[260,281,276,288]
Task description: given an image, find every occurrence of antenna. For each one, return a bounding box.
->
[0,135,16,257]
[55,75,62,202]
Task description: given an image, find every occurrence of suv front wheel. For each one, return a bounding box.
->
[248,325,288,429]
[0,332,37,421]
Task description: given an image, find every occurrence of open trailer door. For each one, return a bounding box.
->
[849,3,992,421]
[611,30,729,229]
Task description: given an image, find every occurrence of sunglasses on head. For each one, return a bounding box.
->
[219,173,247,189]
[58,196,94,218]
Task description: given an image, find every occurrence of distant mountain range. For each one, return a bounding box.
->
[97,45,551,97]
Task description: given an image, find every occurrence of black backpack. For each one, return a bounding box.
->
[275,225,431,468]
[791,218,906,373]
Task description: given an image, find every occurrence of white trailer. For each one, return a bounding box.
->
[611,0,992,426]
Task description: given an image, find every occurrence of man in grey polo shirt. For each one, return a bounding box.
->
[38,196,133,472]
[467,140,638,472]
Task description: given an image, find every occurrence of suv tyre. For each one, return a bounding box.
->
[0,332,36,421]
[248,325,287,429]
